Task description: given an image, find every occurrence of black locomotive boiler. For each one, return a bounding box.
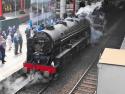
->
[23,18,91,81]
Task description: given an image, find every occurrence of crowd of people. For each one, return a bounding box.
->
[0,26,23,64]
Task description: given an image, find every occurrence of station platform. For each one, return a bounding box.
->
[0,9,30,31]
[0,24,27,82]
[3,9,29,21]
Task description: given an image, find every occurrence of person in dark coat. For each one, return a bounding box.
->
[25,27,31,39]
[0,35,6,64]
[0,45,5,64]
[79,0,85,8]
[18,32,23,53]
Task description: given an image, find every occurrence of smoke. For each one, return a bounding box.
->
[76,0,104,45]
[27,72,43,85]
[0,77,14,94]
[0,72,43,94]
[91,27,103,45]
[85,15,103,45]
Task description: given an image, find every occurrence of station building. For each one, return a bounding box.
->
[2,0,30,13]
[0,0,31,31]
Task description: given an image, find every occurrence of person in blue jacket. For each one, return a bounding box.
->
[13,32,19,55]
[13,30,23,55]
[28,19,33,29]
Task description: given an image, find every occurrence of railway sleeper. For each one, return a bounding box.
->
[89,71,97,74]
[85,76,97,81]
[73,90,91,94]
[83,79,97,86]
[87,74,97,79]
[89,68,97,72]
[20,90,37,94]
[77,87,95,93]
[80,84,96,89]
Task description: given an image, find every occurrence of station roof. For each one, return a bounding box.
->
[99,48,125,66]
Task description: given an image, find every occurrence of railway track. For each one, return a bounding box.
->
[16,62,98,94]
[15,73,52,94]
[16,12,125,94]
[37,84,49,94]
[68,62,97,94]
[16,20,119,94]
[16,82,50,94]
[68,13,124,94]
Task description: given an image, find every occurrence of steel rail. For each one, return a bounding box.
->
[37,82,51,94]
[68,61,97,94]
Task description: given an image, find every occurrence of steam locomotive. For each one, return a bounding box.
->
[23,17,91,81]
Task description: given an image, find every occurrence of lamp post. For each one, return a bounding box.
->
[14,0,17,16]
[0,0,5,20]
[73,0,76,15]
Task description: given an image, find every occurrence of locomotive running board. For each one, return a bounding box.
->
[61,26,88,42]
[56,37,87,59]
